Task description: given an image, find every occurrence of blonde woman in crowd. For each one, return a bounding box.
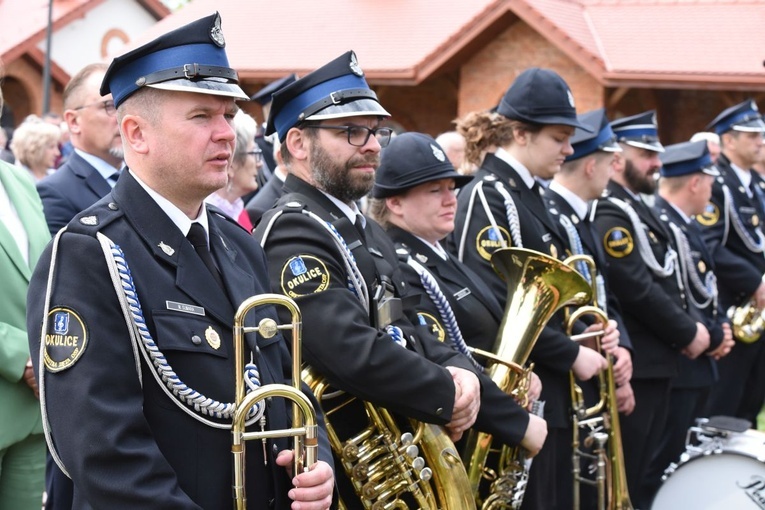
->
[9,116,61,181]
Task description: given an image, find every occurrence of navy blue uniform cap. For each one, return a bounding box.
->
[610,110,664,152]
[565,108,621,162]
[266,51,390,142]
[706,100,765,135]
[660,140,719,178]
[250,74,298,105]
[101,12,248,108]
[496,68,590,131]
[371,132,473,198]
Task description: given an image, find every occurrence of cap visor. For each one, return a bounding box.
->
[600,139,623,153]
[624,140,665,153]
[305,98,390,121]
[733,118,765,133]
[702,165,720,177]
[148,78,249,101]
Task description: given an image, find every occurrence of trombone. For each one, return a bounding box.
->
[563,255,633,510]
[231,294,319,510]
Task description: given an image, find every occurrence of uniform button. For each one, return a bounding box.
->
[436,407,444,415]
[272,443,278,454]
[108,202,118,210]
[191,335,202,345]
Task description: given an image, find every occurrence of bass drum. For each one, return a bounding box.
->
[652,428,765,509]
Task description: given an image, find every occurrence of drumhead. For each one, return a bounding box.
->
[652,451,765,509]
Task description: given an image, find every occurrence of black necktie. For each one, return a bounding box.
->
[187,223,225,290]
[354,214,367,244]
[107,171,120,187]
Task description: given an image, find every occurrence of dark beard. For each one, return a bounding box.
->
[310,142,378,203]
[624,159,656,194]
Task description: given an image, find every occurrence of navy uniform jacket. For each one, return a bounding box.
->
[386,226,531,443]
[37,151,115,236]
[447,153,580,427]
[27,171,332,510]
[542,186,633,352]
[697,153,765,311]
[254,174,485,421]
[654,195,724,388]
[246,173,285,226]
[592,181,697,379]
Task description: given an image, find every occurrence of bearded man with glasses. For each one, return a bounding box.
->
[37,63,124,238]
[253,51,542,509]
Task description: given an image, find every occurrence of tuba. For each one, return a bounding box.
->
[563,255,633,510]
[231,294,319,510]
[463,247,592,509]
[727,297,764,343]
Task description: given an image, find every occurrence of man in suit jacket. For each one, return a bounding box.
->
[26,13,334,510]
[37,63,124,237]
[591,112,710,507]
[698,100,765,423]
[0,152,51,509]
[35,62,124,510]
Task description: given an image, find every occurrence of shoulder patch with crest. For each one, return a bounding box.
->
[695,202,719,227]
[417,312,446,342]
[603,227,634,258]
[476,225,511,261]
[44,307,88,372]
[280,255,330,298]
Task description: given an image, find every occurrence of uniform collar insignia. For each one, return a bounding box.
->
[158,242,175,256]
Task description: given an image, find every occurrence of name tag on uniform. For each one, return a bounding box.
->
[454,287,472,301]
[166,301,205,316]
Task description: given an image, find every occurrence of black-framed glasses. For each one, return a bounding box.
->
[308,124,393,147]
[246,149,263,163]
[74,100,116,116]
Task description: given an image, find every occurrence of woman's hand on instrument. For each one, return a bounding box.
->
[708,322,734,361]
[599,320,620,354]
[445,366,481,441]
[276,452,334,510]
[521,414,548,458]
[615,382,635,416]
[571,345,608,381]
[526,372,542,405]
[612,347,632,387]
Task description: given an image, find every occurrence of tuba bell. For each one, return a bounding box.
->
[563,254,633,510]
[231,294,319,510]
[302,366,476,509]
[463,247,592,509]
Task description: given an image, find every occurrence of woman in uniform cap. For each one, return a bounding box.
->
[447,68,612,510]
[367,132,547,477]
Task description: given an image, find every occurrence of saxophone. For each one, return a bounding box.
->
[302,367,476,509]
[463,248,592,509]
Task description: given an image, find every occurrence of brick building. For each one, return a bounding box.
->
[4,0,765,144]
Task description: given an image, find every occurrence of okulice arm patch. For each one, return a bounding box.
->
[603,227,634,258]
[695,202,719,227]
[280,255,330,298]
[417,312,446,342]
[476,225,511,261]
[44,307,88,372]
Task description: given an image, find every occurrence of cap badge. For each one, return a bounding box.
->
[651,112,658,125]
[209,13,225,47]
[567,89,575,108]
[430,144,446,162]
[349,51,364,77]
[751,100,759,112]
